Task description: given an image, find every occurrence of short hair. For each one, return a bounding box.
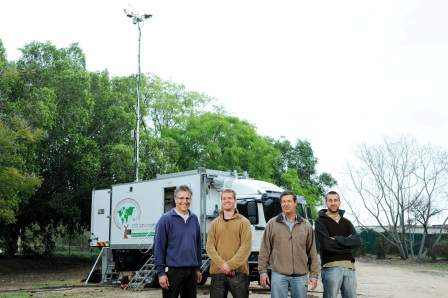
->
[174,185,193,198]
[279,190,297,202]
[221,188,236,200]
[325,190,340,201]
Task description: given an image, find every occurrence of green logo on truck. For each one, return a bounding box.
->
[113,198,154,239]
[117,206,135,224]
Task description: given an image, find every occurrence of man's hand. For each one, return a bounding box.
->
[260,274,270,288]
[159,275,169,289]
[196,271,202,284]
[219,262,232,274]
[308,277,318,290]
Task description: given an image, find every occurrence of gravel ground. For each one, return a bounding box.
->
[1,258,448,297]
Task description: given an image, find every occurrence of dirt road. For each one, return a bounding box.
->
[1,259,447,297]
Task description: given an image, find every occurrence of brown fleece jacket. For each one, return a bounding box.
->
[258,213,320,278]
[206,210,252,274]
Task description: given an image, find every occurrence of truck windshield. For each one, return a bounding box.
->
[262,193,308,221]
[261,193,282,222]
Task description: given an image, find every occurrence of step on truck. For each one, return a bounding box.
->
[87,168,312,288]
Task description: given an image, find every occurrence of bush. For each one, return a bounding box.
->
[432,240,448,258]
[375,236,390,259]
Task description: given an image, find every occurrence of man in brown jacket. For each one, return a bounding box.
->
[258,190,320,298]
[206,189,252,298]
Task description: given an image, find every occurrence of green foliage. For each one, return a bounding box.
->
[271,138,336,206]
[0,39,7,70]
[0,40,336,255]
[144,74,212,135]
[167,112,279,180]
[0,120,42,225]
[432,240,448,259]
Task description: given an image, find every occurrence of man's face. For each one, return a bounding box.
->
[280,195,297,215]
[221,191,236,212]
[175,190,191,213]
[326,193,341,213]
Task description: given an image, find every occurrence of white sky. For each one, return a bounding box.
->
[2,0,448,220]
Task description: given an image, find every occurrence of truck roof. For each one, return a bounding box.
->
[229,178,284,196]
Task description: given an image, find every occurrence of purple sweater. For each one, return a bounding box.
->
[154,209,202,276]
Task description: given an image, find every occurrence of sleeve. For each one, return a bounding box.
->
[196,216,202,270]
[206,220,226,268]
[154,216,168,276]
[306,223,320,278]
[257,220,272,275]
[315,219,353,254]
[227,219,252,270]
[333,220,361,249]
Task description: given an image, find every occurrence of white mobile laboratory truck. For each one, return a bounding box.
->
[88,168,311,288]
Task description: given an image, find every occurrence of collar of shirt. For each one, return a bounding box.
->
[282,213,299,231]
[326,210,341,223]
[174,208,190,223]
[282,213,298,223]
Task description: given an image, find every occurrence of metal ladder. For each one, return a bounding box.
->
[127,254,157,290]
[85,247,115,284]
[200,255,210,272]
[103,261,115,283]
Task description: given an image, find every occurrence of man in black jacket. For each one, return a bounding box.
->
[315,191,361,298]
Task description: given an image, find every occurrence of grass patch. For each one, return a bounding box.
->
[429,262,448,271]
[0,294,28,298]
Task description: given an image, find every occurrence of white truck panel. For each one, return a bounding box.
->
[90,189,111,246]
[110,173,211,247]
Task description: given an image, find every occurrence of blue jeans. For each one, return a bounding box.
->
[270,271,308,298]
[321,267,357,298]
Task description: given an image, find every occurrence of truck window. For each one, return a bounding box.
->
[164,187,176,212]
[262,199,282,222]
[262,193,308,222]
[237,199,258,224]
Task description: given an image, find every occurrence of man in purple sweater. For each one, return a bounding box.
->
[154,185,202,298]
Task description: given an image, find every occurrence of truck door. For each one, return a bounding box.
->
[90,189,111,247]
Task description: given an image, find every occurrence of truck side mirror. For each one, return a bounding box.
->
[247,201,258,225]
[306,206,312,220]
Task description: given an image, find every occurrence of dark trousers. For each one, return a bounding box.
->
[210,272,249,298]
[163,267,197,298]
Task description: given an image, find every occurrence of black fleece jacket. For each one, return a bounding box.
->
[315,209,361,266]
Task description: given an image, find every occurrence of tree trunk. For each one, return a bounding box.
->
[4,225,19,256]
[398,241,408,260]
[418,231,426,258]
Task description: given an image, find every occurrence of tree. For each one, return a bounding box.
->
[1,41,96,254]
[166,112,279,181]
[271,138,336,206]
[0,119,42,225]
[0,40,7,74]
[143,74,211,136]
[0,118,42,255]
[410,145,448,258]
[87,73,135,185]
[347,137,448,259]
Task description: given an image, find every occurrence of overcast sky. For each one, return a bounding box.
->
[2,0,448,216]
